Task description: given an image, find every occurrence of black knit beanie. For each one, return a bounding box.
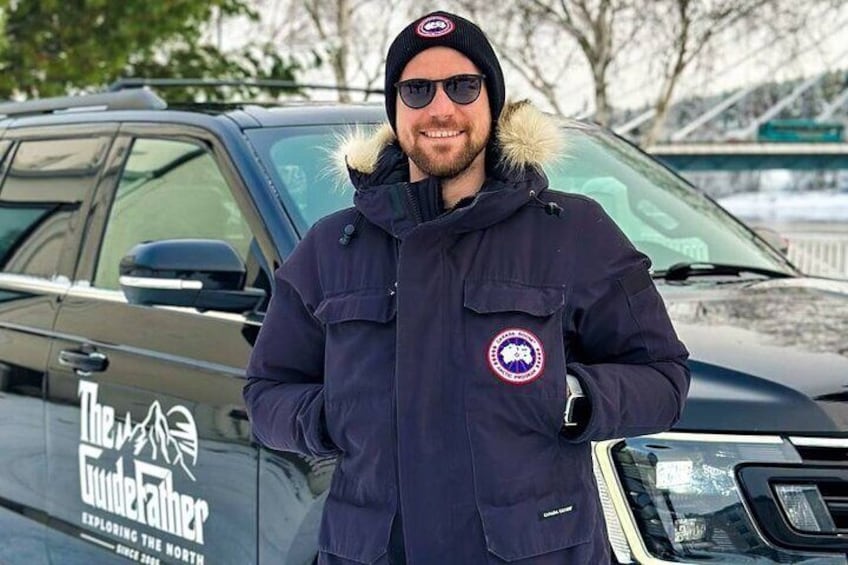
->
[384,11,505,133]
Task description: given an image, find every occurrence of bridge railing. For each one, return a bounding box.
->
[785,232,848,279]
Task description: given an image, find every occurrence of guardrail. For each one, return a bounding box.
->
[786,233,848,278]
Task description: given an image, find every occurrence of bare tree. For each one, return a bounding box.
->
[245,0,406,101]
[237,0,831,140]
[454,0,641,123]
[303,0,355,101]
[640,0,812,146]
[451,2,577,116]
[522,0,642,125]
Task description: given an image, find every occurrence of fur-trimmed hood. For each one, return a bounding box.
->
[335,100,564,181]
[335,100,567,239]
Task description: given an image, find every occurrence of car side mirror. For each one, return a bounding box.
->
[751,226,789,255]
[119,239,266,313]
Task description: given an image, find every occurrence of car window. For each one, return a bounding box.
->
[545,127,790,273]
[0,137,110,278]
[247,125,357,234]
[247,123,791,274]
[93,138,254,290]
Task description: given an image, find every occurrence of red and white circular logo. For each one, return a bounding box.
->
[487,328,545,385]
[416,15,455,38]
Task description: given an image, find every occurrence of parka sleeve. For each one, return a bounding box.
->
[242,238,339,457]
[562,198,691,443]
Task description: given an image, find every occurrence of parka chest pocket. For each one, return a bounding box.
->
[314,289,396,400]
[462,280,567,399]
[463,281,595,561]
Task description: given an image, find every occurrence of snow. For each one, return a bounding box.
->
[718,190,848,223]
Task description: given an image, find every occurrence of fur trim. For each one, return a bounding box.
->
[337,100,563,174]
[334,124,396,180]
[495,100,564,173]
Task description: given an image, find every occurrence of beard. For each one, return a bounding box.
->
[402,122,490,179]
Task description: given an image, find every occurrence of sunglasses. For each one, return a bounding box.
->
[395,74,486,109]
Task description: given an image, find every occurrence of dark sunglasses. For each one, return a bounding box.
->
[395,74,486,109]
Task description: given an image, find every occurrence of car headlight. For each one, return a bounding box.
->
[593,433,847,564]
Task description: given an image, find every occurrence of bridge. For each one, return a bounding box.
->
[649,143,848,172]
[610,50,848,145]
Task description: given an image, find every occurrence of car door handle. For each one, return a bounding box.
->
[58,349,108,374]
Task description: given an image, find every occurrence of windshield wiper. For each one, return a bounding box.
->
[652,262,793,282]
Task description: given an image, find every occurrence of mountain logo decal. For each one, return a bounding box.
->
[79,381,200,481]
[127,401,199,481]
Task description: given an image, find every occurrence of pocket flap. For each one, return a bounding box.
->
[319,495,393,563]
[314,290,396,324]
[479,492,592,562]
[464,281,564,317]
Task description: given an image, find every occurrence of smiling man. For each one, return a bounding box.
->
[244,11,690,565]
[394,46,491,202]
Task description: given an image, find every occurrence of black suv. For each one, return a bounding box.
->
[0,88,845,565]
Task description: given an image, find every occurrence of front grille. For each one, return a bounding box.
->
[736,439,848,553]
[795,445,848,463]
[817,482,848,530]
[794,442,848,531]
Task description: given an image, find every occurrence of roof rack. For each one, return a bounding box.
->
[109,78,384,96]
[0,89,167,118]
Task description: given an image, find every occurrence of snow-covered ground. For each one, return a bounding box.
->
[718,190,848,224]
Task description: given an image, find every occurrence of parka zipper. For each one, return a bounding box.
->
[391,235,409,558]
[404,184,424,225]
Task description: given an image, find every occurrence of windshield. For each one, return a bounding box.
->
[247,123,794,274]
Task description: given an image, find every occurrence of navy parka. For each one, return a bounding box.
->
[244,102,690,564]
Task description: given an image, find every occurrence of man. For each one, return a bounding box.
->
[244,10,690,565]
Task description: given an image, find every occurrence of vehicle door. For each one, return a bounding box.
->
[45,126,274,564]
[0,129,113,565]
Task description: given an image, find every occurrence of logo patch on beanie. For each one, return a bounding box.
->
[416,15,455,38]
